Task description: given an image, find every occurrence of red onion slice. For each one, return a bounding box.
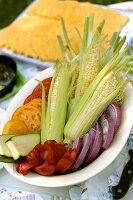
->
[85,128,96,164]
[73,133,92,171]
[86,123,103,164]
[100,113,115,150]
[107,102,121,132]
[72,137,83,155]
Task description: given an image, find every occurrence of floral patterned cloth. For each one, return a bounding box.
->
[0,185,69,200]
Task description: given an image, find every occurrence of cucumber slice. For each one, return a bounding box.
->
[6,133,40,160]
[0,135,14,157]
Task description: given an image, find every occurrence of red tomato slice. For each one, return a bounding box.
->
[26,144,44,165]
[32,77,52,101]
[24,94,33,105]
[56,148,77,174]
[23,77,52,105]
[39,142,66,164]
[16,161,35,175]
[34,161,56,176]
[44,140,56,144]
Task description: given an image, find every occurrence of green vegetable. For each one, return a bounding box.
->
[45,62,70,143]
[56,15,131,144]
[0,155,18,163]
[6,133,40,160]
[0,135,14,157]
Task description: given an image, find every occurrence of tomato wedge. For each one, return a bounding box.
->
[56,148,77,174]
[34,161,56,176]
[39,141,66,164]
[24,77,52,105]
[26,144,43,165]
[24,94,33,104]
[32,77,52,101]
[16,161,35,175]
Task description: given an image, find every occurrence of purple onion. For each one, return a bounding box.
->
[72,137,83,155]
[100,113,115,150]
[86,123,103,164]
[85,128,96,164]
[73,133,92,171]
[107,102,121,132]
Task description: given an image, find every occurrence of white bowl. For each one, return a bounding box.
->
[1,67,133,187]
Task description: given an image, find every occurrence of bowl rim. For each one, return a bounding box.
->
[2,67,133,187]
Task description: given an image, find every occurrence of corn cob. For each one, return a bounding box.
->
[64,43,129,143]
[64,70,127,144]
[45,62,70,143]
[75,15,105,99]
[56,15,131,144]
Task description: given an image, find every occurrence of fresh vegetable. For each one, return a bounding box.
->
[32,77,52,101]
[39,79,47,144]
[24,77,52,104]
[56,148,77,174]
[34,161,56,176]
[85,128,96,164]
[75,14,105,99]
[44,62,70,143]
[0,135,14,157]
[85,123,102,164]
[107,102,121,132]
[16,140,77,176]
[25,98,42,110]
[12,102,41,132]
[16,161,35,175]
[1,14,132,177]
[100,113,115,150]
[0,155,18,163]
[72,137,83,156]
[64,69,127,144]
[39,142,66,164]
[2,119,29,135]
[6,133,40,160]
[73,133,92,171]
[26,144,44,166]
[56,15,129,144]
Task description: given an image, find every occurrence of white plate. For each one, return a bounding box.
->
[109,2,133,10]
[0,107,5,170]
[1,67,133,187]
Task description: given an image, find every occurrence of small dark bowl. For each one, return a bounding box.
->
[0,55,17,98]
